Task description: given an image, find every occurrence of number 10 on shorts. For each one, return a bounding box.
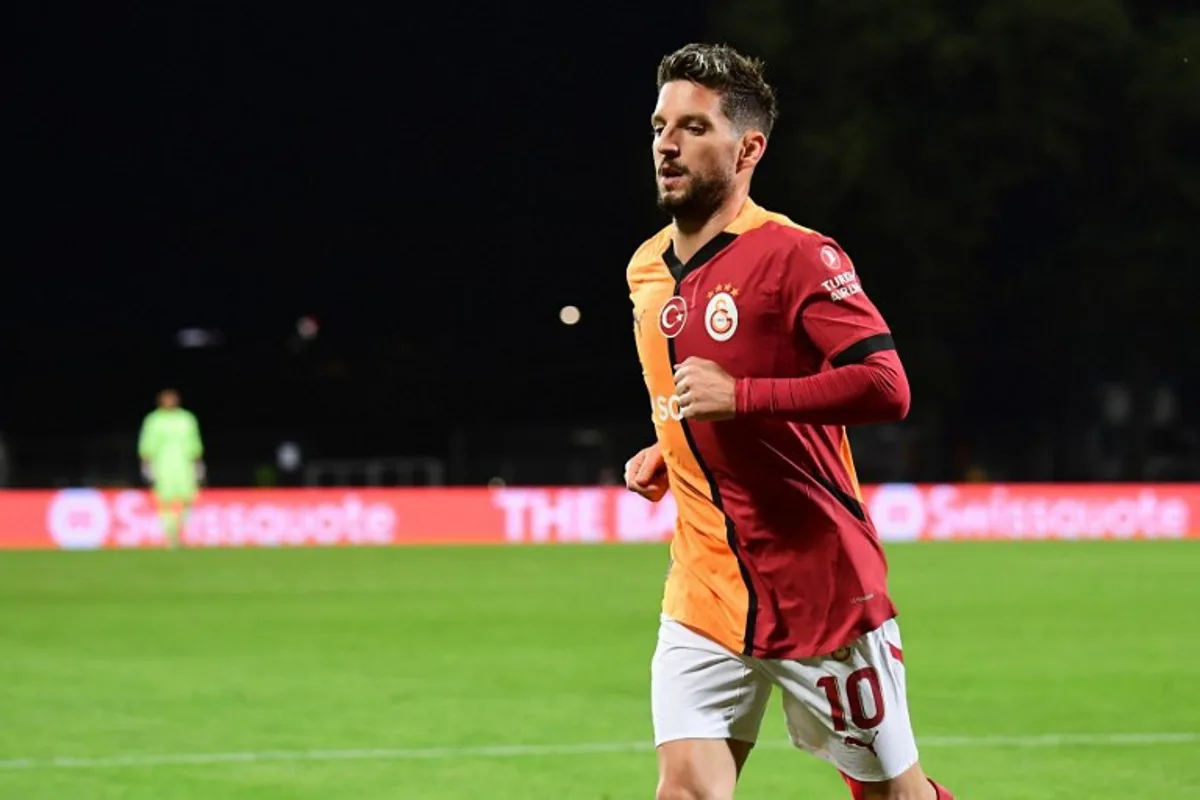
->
[818,668,886,732]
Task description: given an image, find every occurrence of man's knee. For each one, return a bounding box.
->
[654,783,695,800]
[856,762,939,800]
[655,778,729,800]
[859,787,926,800]
[655,739,740,800]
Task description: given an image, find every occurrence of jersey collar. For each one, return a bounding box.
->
[663,198,763,283]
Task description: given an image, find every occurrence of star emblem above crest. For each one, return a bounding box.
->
[706,283,739,299]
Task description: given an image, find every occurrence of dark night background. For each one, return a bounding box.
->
[7,1,1199,489]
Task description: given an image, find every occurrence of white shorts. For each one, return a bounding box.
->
[650,615,919,782]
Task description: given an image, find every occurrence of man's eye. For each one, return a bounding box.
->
[687,125,705,135]
[652,126,664,136]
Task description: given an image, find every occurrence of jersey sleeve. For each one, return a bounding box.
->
[780,236,894,366]
[137,414,158,460]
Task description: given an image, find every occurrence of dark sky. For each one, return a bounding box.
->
[10,4,707,433]
[9,3,1198,487]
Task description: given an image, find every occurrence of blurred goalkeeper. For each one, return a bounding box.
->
[137,389,205,548]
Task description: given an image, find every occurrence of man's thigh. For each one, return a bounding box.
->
[152,470,197,505]
[651,616,772,747]
[759,618,920,783]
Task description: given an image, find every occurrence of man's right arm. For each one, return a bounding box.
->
[624,232,675,502]
[625,442,668,502]
[137,415,156,482]
[140,413,162,456]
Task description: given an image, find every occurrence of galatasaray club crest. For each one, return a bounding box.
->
[659,296,687,338]
[704,284,739,342]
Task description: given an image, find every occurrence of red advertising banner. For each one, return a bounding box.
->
[0,484,1196,550]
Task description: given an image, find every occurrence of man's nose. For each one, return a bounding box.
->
[656,142,680,161]
[655,130,680,156]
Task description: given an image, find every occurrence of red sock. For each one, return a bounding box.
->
[839,772,866,800]
[929,779,955,799]
[840,772,955,799]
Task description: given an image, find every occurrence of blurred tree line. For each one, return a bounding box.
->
[709,0,1200,478]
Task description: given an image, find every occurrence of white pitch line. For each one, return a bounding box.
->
[0,732,1195,771]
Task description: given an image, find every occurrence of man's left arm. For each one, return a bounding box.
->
[734,237,910,425]
[188,413,207,484]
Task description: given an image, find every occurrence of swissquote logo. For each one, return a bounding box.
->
[866,484,925,542]
[704,283,739,342]
[46,489,112,550]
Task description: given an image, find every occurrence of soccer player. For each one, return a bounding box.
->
[137,388,205,548]
[623,44,955,800]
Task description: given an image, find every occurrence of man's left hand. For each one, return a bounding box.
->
[673,357,736,422]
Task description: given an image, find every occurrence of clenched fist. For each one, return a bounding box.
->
[673,357,736,422]
[624,442,669,502]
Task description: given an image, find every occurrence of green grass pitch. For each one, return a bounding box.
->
[1,540,1198,798]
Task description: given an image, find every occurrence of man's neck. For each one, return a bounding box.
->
[671,188,750,264]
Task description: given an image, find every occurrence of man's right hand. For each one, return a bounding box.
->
[624,443,669,502]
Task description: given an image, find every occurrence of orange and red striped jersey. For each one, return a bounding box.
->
[628,198,899,660]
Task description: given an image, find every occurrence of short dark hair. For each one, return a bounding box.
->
[656,43,779,138]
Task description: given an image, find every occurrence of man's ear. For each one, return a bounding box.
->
[738,130,768,171]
